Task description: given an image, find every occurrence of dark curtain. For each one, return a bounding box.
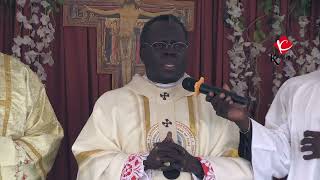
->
[0,2,15,54]
[0,0,319,180]
[45,18,113,180]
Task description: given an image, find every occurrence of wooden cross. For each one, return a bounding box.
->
[63,0,195,89]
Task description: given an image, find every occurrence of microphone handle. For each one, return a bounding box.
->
[200,84,250,105]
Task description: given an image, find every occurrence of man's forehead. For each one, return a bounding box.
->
[146,21,185,41]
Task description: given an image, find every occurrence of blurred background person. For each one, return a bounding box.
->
[0,52,63,179]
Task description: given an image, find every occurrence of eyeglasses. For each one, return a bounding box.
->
[143,41,189,52]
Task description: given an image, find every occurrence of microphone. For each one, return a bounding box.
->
[182,77,250,105]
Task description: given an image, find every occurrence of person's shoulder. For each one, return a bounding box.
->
[276,71,320,100]
[2,53,37,76]
[286,70,319,84]
[1,53,42,85]
[2,53,27,70]
[281,71,320,91]
[95,86,135,107]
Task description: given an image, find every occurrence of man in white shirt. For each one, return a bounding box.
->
[207,70,320,180]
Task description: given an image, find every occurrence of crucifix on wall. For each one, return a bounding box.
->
[63,0,194,89]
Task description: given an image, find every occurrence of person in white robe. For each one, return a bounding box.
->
[0,52,64,180]
[72,15,253,180]
[208,70,320,180]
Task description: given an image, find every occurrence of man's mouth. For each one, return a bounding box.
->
[163,64,176,71]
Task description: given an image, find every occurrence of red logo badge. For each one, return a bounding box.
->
[273,36,293,55]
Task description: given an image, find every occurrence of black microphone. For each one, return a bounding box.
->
[182,77,250,105]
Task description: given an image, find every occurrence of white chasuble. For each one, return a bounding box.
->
[251,70,320,180]
[0,53,64,180]
[72,74,252,180]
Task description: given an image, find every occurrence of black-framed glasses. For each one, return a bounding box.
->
[143,41,189,52]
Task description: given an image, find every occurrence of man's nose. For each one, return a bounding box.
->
[162,45,178,55]
[163,51,177,57]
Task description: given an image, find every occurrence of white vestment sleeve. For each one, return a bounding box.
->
[251,81,292,180]
[72,100,148,180]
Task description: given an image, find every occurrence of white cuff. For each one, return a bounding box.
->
[197,157,216,180]
[120,153,149,180]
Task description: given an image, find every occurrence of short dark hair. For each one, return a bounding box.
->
[140,15,188,46]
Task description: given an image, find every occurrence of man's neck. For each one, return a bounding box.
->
[143,75,184,89]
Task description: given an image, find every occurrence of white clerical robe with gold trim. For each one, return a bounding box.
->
[0,53,64,180]
[72,74,252,180]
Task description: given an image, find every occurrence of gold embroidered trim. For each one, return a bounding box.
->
[75,149,104,166]
[187,96,196,137]
[2,55,12,136]
[16,139,46,178]
[142,96,151,135]
[223,149,239,157]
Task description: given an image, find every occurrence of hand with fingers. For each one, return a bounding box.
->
[301,130,320,160]
[205,83,251,132]
[144,132,204,179]
[143,132,176,171]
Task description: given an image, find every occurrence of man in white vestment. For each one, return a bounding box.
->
[208,70,320,180]
[0,52,64,179]
[72,15,253,180]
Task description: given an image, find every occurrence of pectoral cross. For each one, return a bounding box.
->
[160,92,170,100]
[162,119,172,127]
